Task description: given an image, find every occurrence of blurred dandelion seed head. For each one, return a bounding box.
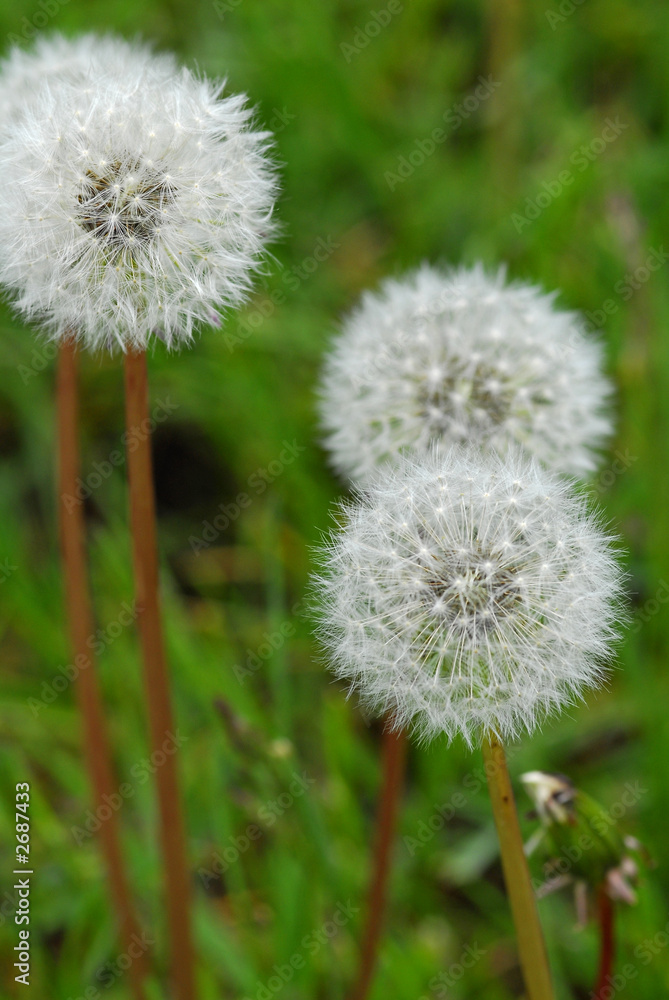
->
[319,263,613,482]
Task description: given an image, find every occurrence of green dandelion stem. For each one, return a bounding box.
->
[482,734,555,1000]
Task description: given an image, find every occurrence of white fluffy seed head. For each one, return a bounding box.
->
[319,264,613,482]
[0,35,278,351]
[312,446,625,748]
[0,33,178,128]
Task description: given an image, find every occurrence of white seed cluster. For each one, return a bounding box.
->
[0,34,278,351]
[313,446,624,747]
[0,33,178,128]
[319,264,612,482]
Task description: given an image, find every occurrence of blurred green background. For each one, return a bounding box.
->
[0,0,667,997]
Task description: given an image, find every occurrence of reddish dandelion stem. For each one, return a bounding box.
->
[594,886,615,1000]
[123,348,196,1000]
[350,723,407,1000]
[57,339,149,1000]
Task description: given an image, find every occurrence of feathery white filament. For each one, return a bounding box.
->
[0,33,178,128]
[0,35,278,351]
[313,447,624,747]
[319,264,612,482]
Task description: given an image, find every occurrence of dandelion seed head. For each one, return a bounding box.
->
[0,34,278,351]
[319,264,613,481]
[312,446,625,747]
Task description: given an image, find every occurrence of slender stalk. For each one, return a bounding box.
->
[482,734,555,1000]
[57,339,149,1000]
[350,723,407,1000]
[123,348,196,1000]
[594,886,615,999]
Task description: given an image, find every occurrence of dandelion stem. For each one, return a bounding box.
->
[482,734,555,1000]
[123,347,196,1000]
[350,723,407,1000]
[57,339,149,1000]
[594,886,615,999]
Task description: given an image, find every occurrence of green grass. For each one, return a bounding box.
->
[0,1,668,997]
